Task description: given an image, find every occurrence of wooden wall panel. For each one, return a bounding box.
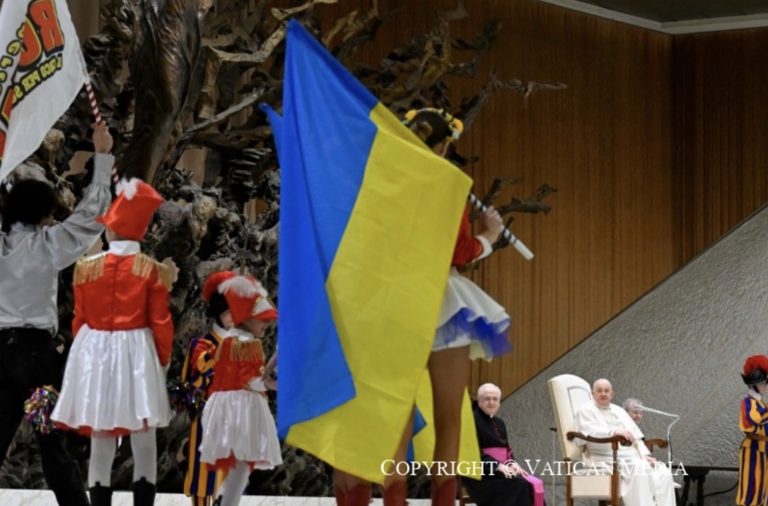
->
[673,29,768,263]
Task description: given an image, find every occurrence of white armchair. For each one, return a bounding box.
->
[547,374,628,506]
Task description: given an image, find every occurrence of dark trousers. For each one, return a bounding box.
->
[0,327,89,506]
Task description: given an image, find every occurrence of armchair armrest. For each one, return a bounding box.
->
[644,438,669,452]
[566,431,630,446]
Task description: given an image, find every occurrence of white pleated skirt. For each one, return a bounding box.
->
[199,390,283,470]
[51,325,171,435]
[433,268,512,360]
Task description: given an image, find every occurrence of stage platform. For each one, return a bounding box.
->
[0,489,431,505]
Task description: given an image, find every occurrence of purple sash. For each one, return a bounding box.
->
[482,447,545,506]
[524,475,545,506]
[481,447,510,462]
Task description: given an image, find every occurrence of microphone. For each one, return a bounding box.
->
[636,405,680,418]
[467,194,534,261]
[635,405,680,464]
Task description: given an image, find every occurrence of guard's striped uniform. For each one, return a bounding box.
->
[738,394,768,506]
[182,330,226,504]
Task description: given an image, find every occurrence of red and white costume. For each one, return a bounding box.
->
[52,180,172,435]
[433,207,511,360]
[198,273,282,472]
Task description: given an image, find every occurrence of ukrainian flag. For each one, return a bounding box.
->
[264,20,479,483]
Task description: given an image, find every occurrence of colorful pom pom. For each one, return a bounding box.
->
[168,380,207,418]
[23,386,59,434]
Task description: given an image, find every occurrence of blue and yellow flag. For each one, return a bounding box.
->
[265,20,478,483]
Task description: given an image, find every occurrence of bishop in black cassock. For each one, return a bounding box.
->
[464,386,538,506]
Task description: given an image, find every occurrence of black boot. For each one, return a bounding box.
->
[132,477,156,506]
[89,482,112,506]
[212,496,222,506]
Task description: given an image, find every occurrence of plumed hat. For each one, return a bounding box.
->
[202,271,277,326]
[97,178,163,240]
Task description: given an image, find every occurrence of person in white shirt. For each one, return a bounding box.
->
[575,378,675,506]
[0,124,113,506]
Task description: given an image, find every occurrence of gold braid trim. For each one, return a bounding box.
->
[131,253,155,279]
[131,254,173,290]
[230,338,264,363]
[155,262,174,291]
[73,254,106,285]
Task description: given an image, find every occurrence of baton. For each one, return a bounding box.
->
[468,193,534,261]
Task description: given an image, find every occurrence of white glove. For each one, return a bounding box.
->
[248,378,267,392]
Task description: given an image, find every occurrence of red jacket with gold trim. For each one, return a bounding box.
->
[72,251,174,366]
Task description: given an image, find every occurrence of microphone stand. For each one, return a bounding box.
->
[637,405,680,465]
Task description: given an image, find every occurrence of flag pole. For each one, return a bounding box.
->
[83,81,118,183]
[84,81,103,126]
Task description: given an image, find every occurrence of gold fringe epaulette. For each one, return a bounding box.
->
[230,338,264,363]
[155,261,174,291]
[73,254,106,285]
[131,253,155,279]
[131,254,174,290]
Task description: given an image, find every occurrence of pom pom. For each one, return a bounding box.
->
[23,386,59,434]
[168,380,207,418]
[218,275,261,297]
[115,178,141,200]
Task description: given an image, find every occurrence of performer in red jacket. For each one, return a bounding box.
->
[197,272,282,506]
[180,272,237,506]
[52,178,173,506]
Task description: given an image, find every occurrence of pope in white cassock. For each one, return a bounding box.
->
[574,378,676,506]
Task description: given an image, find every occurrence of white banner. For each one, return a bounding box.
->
[0,0,88,180]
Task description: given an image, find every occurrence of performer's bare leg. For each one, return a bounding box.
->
[429,345,470,477]
[333,468,371,506]
[427,345,470,504]
[380,409,414,505]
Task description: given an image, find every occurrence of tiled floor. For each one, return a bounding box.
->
[0,489,432,505]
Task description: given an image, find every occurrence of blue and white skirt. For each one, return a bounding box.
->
[433,268,511,360]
